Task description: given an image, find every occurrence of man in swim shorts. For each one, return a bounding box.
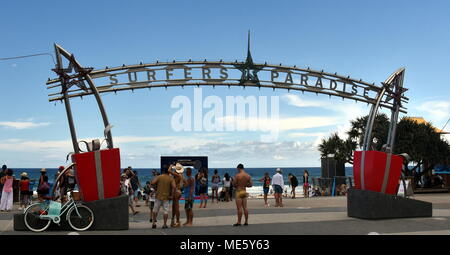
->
[232,163,253,226]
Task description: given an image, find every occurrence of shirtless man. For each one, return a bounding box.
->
[232,163,253,226]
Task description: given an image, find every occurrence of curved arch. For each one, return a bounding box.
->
[47,60,408,113]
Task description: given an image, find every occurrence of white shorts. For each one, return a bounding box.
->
[154,199,170,215]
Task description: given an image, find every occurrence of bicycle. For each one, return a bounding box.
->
[23,189,94,232]
[23,164,94,232]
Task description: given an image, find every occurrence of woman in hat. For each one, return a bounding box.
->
[37,168,50,202]
[19,172,31,209]
[169,163,184,227]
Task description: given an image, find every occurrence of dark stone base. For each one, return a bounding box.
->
[14,195,129,231]
[347,188,433,220]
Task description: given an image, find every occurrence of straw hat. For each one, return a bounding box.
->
[276,168,282,173]
[20,172,28,177]
[175,163,184,174]
[40,168,47,173]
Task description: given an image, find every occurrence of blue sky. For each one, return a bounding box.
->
[1,0,450,168]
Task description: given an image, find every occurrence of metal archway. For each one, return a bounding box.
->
[47,39,407,157]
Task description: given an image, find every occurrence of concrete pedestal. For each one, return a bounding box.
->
[14,195,129,231]
[347,188,432,219]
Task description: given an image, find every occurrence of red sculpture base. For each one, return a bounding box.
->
[353,150,403,195]
[72,148,121,202]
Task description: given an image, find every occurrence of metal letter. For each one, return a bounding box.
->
[315,77,323,88]
[220,67,228,79]
[271,70,279,82]
[166,68,173,80]
[147,70,156,81]
[184,67,192,80]
[202,67,211,79]
[285,72,293,84]
[109,74,118,84]
[351,85,358,95]
[300,74,309,86]
[128,72,137,83]
[329,80,337,90]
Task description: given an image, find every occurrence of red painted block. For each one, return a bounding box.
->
[72,148,121,202]
[353,150,403,195]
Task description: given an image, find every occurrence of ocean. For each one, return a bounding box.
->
[10,167,354,196]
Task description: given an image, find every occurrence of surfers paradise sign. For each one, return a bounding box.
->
[47,60,407,112]
[46,39,408,154]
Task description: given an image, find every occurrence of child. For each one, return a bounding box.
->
[147,182,156,223]
[19,172,30,209]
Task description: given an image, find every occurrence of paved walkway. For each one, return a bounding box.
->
[2,194,450,235]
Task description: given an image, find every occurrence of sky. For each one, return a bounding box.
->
[1,0,450,168]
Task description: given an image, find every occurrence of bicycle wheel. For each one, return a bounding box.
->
[67,205,94,231]
[24,203,51,232]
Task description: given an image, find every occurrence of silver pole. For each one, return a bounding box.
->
[54,44,79,154]
[54,44,114,149]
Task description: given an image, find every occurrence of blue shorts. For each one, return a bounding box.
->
[263,187,269,194]
[274,185,283,194]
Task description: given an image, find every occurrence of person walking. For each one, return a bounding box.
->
[222,173,231,202]
[288,173,299,199]
[303,170,310,198]
[183,167,195,226]
[37,168,50,202]
[170,163,184,228]
[130,170,142,207]
[232,164,253,226]
[0,169,15,212]
[123,174,139,215]
[211,169,221,203]
[151,165,176,229]
[259,172,271,206]
[197,167,208,208]
[272,168,284,207]
[19,172,31,209]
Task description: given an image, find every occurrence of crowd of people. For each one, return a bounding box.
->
[118,164,314,228]
[0,162,320,230]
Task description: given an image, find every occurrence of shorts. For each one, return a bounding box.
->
[236,190,248,199]
[263,187,269,194]
[20,191,30,196]
[211,183,219,190]
[154,199,170,215]
[184,199,194,210]
[134,189,140,197]
[128,195,134,206]
[149,201,155,210]
[303,183,309,187]
[274,185,283,194]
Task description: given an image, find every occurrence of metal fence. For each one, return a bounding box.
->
[311,176,354,196]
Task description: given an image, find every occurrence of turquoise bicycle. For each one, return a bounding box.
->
[23,164,94,232]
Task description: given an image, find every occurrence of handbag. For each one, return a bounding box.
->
[38,182,50,191]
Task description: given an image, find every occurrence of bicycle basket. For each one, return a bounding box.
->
[48,201,62,216]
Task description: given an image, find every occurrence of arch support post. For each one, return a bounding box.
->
[52,43,114,151]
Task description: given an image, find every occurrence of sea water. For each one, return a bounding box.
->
[12,167,353,197]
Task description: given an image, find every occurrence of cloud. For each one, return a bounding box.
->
[0,135,322,167]
[282,94,326,108]
[415,100,450,125]
[0,121,50,129]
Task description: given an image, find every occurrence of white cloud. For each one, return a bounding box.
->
[0,121,50,129]
[415,100,450,125]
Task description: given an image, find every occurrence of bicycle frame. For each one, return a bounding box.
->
[37,197,82,224]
